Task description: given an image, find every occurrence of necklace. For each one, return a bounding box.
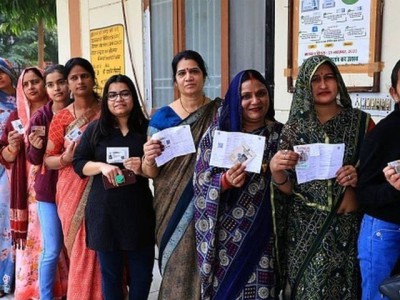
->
[180,95,206,114]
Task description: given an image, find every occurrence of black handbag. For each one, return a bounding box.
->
[379,274,400,300]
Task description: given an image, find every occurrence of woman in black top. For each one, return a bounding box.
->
[73,74,155,300]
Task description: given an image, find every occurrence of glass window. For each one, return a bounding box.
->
[150,0,174,108]
[229,0,266,79]
[185,0,221,100]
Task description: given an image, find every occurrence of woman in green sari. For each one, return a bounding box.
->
[142,50,220,299]
[270,55,374,299]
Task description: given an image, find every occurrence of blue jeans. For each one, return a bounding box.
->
[358,214,400,300]
[37,201,63,300]
[97,246,154,300]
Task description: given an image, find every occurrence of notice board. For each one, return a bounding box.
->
[90,24,125,92]
[286,0,383,92]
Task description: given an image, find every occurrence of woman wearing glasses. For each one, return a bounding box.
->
[26,64,69,300]
[45,57,102,299]
[73,74,155,300]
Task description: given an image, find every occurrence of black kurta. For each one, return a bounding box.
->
[73,121,155,251]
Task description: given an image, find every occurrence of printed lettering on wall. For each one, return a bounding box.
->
[90,24,125,92]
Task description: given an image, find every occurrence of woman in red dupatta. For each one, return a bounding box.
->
[45,57,102,300]
[0,67,68,299]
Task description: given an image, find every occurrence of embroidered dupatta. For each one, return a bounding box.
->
[274,55,371,299]
[193,70,282,299]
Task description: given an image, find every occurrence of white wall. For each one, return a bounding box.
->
[58,0,400,124]
[57,0,145,97]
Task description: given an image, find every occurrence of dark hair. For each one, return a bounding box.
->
[240,69,276,121]
[171,50,208,82]
[91,74,148,146]
[44,64,66,83]
[24,67,44,81]
[391,60,400,89]
[64,57,99,99]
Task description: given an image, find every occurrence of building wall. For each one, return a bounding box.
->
[57,0,400,123]
[57,0,145,100]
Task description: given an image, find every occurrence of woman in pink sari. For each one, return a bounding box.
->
[45,57,102,299]
[0,67,68,299]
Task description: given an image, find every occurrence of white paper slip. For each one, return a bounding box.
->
[11,119,24,134]
[388,160,400,174]
[65,127,83,142]
[106,147,129,163]
[209,130,265,174]
[152,125,195,167]
[31,125,46,136]
[294,143,345,184]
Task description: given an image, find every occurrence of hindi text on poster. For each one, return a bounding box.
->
[90,25,125,92]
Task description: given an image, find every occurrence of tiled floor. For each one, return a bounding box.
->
[3,257,161,299]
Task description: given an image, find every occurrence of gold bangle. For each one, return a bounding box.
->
[6,145,18,155]
[59,153,67,167]
[142,155,156,167]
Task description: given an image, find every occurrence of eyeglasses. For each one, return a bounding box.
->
[68,73,91,82]
[107,90,132,101]
[45,80,67,89]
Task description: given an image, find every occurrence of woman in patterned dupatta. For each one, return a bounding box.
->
[270,55,374,299]
[45,57,101,300]
[193,70,282,300]
[0,67,68,299]
[142,50,221,299]
[0,57,17,297]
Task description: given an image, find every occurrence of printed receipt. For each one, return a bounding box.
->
[152,125,195,166]
[209,130,265,173]
[294,143,345,184]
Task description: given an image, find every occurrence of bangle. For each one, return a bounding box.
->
[6,145,18,155]
[142,155,156,167]
[272,173,289,186]
[221,172,233,190]
[59,153,67,167]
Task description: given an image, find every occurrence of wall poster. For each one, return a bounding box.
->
[286,0,383,92]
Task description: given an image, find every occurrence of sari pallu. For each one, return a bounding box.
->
[152,99,220,300]
[0,67,68,299]
[193,121,282,300]
[193,69,282,300]
[0,89,16,294]
[273,55,372,299]
[46,105,101,300]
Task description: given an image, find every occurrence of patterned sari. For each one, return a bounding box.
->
[149,99,220,299]
[0,68,68,299]
[46,104,101,300]
[193,70,282,300]
[274,55,372,299]
[0,88,16,295]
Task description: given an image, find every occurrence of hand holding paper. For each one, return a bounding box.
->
[209,130,265,173]
[294,143,345,184]
[152,125,195,166]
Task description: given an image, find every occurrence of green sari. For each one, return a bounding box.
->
[274,55,372,299]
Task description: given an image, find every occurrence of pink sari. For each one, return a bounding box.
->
[3,68,68,299]
[46,104,102,300]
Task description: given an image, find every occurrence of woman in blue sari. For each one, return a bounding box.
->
[193,69,283,299]
[142,50,221,299]
[0,58,17,297]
